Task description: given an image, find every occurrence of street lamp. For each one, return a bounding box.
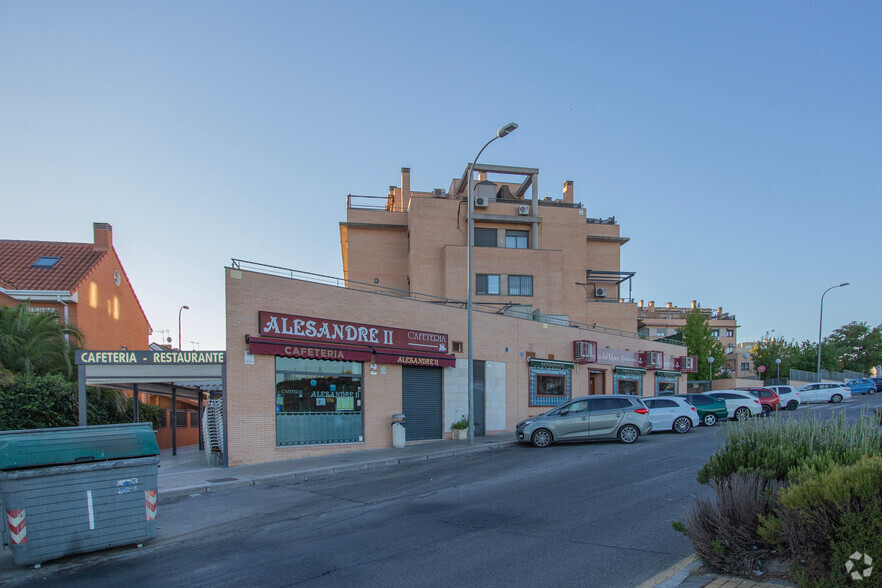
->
[707,356,715,392]
[817,283,849,381]
[467,122,518,446]
[178,305,190,350]
[775,358,781,380]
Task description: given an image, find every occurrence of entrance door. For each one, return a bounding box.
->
[473,360,485,436]
[402,367,442,441]
[589,371,605,395]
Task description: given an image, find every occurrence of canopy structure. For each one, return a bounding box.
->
[75,350,226,462]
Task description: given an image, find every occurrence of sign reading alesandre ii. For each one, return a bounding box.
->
[258,311,449,354]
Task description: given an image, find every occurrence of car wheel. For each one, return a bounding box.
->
[761,405,771,417]
[831,394,843,404]
[531,429,552,448]
[673,416,692,434]
[734,407,751,421]
[870,389,876,395]
[702,413,717,426]
[618,424,639,444]
[787,400,799,411]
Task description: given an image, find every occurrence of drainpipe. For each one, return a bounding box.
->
[57,295,70,343]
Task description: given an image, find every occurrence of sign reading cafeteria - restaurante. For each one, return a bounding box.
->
[259,311,449,353]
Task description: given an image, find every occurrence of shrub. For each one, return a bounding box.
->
[766,456,882,587]
[697,413,882,484]
[680,473,785,576]
[451,416,469,431]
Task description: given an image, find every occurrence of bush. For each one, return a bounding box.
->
[697,413,882,484]
[451,416,469,430]
[680,473,785,576]
[763,456,882,587]
[0,374,164,430]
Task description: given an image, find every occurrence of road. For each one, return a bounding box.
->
[5,394,881,587]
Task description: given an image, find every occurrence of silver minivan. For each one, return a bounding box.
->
[516,395,653,447]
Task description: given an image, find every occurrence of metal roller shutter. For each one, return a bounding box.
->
[402,367,442,441]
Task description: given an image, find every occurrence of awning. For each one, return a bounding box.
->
[375,349,456,368]
[247,336,373,362]
[528,358,575,370]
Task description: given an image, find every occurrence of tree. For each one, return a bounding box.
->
[678,309,726,381]
[824,322,882,373]
[750,334,797,380]
[0,302,84,383]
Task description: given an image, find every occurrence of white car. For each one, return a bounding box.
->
[704,390,763,421]
[643,397,700,434]
[766,385,802,411]
[796,383,852,404]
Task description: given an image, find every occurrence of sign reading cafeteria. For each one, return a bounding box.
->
[258,311,449,353]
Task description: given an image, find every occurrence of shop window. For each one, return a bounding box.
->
[508,275,533,296]
[474,228,497,247]
[614,369,644,396]
[529,360,573,406]
[617,379,640,395]
[476,274,500,295]
[505,230,528,249]
[275,357,364,446]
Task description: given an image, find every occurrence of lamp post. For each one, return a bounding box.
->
[707,356,715,392]
[775,358,781,380]
[467,122,518,445]
[817,283,849,381]
[178,305,190,350]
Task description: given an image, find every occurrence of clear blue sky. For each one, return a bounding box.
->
[2,2,880,351]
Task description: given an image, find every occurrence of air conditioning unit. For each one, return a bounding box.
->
[643,350,664,370]
[433,188,446,198]
[517,204,530,216]
[573,340,597,363]
[680,356,698,373]
[594,287,608,297]
[474,196,489,208]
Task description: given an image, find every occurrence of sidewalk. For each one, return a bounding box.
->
[157,432,518,499]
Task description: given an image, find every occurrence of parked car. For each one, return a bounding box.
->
[515,395,652,447]
[796,382,852,404]
[871,377,882,392]
[736,387,781,415]
[765,385,802,410]
[676,394,730,426]
[704,390,763,421]
[845,378,877,395]
[643,397,700,433]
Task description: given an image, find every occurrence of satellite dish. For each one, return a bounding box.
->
[167,337,172,343]
[742,353,749,359]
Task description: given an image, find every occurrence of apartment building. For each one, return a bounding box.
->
[225,164,695,466]
[637,301,738,373]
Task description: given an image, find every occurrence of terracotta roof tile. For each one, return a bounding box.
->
[0,240,106,291]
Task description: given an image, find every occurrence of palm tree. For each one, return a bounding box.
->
[0,302,84,382]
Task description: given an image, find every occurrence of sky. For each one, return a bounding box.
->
[2,2,880,351]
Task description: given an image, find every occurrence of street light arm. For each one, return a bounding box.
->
[817,283,849,379]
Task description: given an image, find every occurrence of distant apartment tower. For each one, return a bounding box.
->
[340,165,637,333]
[637,301,738,373]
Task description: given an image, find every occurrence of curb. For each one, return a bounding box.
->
[159,440,518,500]
[636,554,697,588]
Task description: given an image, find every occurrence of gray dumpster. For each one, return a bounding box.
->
[0,423,159,567]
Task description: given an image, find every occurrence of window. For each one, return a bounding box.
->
[508,275,533,296]
[114,270,121,286]
[562,400,589,413]
[536,374,566,397]
[711,329,720,338]
[31,256,60,268]
[452,341,463,353]
[189,411,199,427]
[474,228,497,247]
[688,395,711,405]
[617,379,639,395]
[505,230,528,249]
[476,274,500,295]
[657,382,676,396]
[591,397,632,410]
[655,329,666,337]
[740,362,750,371]
[175,411,188,427]
[727,345,734,354]
[275,357,364,446]
[650,398,678,408]
[726,329,734,337]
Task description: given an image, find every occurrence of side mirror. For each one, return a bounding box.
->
[559,407,570,416]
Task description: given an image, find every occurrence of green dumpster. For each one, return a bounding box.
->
[0,423,160,567]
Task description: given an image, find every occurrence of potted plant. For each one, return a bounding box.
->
[451,417,469,440]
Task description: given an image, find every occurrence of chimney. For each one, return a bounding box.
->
[93,222,112,251]
[401,167,411,208]
[478,171,488,182]
[648,300,655,308]
[717,306,723,318]
[691,300,697,309]
[639,299,644,308]
[666,302,673,308]
[562,180,574,203]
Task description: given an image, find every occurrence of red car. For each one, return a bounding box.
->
[737,387,781,415]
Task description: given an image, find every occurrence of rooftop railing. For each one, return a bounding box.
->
[229,259,685,346]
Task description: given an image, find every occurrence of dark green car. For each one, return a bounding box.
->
[675,394,729,426]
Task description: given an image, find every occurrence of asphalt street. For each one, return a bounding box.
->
[5,394,882,588]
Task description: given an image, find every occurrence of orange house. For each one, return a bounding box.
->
[0,222,197,448]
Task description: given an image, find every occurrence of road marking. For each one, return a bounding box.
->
[86,490,95,530]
